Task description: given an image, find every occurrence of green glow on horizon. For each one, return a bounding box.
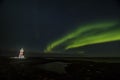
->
[44,20,120,52]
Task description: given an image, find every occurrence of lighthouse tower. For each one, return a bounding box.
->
[18,48,25,58]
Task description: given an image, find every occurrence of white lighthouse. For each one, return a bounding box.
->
[11,48,25,59]
[18,48,25,59]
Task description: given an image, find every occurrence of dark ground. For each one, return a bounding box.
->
[0,56,120,80]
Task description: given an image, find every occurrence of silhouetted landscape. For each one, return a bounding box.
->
[1,54,120,80]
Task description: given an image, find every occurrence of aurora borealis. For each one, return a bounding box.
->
[45,21,120,52]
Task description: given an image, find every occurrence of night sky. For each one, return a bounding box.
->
[0,0,120,56]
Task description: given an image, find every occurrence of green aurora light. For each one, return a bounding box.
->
[44,21,120,52]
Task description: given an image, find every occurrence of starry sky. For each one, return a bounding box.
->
[0,0,120,56]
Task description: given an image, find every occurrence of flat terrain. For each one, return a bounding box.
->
[0,56,120,80]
